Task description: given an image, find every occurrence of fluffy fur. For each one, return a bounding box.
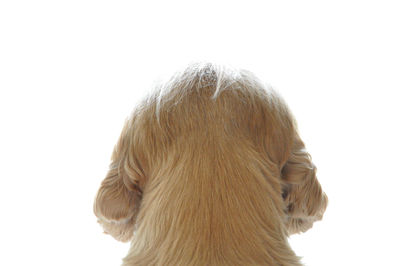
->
[94,63,328,266]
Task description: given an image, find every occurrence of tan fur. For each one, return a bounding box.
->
[94,63,328,265]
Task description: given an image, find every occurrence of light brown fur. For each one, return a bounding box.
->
[94,63,328,265]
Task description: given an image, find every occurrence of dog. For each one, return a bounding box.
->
[94,63,328,266]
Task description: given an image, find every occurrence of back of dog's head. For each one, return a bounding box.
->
[94,63,327,265]
[139,63,295,170]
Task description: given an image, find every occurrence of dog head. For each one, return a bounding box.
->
[94,63,327,244]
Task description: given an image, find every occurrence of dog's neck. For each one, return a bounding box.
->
[124,143,302,266]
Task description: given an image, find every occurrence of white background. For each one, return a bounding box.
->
[1,1,399,265]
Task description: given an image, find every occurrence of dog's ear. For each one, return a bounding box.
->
[281,134,328,235]
[94,119,145,242]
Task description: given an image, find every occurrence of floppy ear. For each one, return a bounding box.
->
[281,134,328,235]
[93,120,144,242]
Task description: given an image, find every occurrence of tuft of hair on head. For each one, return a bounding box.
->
[149,62,270,122]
